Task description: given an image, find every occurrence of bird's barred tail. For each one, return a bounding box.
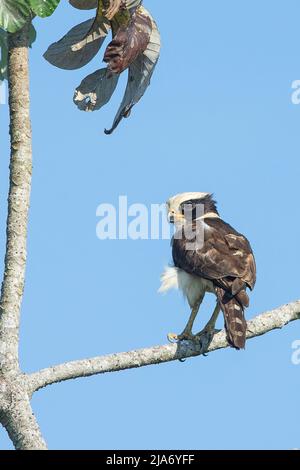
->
[215,286,247,349]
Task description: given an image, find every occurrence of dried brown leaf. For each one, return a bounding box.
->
[103,8,152,74]
[74,68,119,111]
[44,16,110,70]
[105,7,160,134]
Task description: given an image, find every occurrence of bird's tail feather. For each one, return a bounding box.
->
[215,286,247,349]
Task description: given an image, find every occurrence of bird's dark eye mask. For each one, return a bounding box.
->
[180,199,204,219]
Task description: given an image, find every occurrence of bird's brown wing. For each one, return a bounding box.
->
[172,218,256,290]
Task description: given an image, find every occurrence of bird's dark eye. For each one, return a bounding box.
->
[180,202,193,216]
[180,199,204,219]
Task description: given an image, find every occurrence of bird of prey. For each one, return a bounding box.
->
[159,192,256,349]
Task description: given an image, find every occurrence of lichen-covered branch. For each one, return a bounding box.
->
[0,22,32,376]
[26,300,300,395]
[0,21,47,450]
[0,375,47,450]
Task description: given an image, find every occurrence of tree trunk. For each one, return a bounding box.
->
[0,20,47,450]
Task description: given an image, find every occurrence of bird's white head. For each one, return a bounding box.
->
[166,192,219,224]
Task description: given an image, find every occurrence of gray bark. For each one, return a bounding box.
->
[26,300,300,395]
[0,21,32,376]
[0,21,47,450]
[0,375,47,450]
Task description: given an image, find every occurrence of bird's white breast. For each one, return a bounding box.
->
[158,266,215,308]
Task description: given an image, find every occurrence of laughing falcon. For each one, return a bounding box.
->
[159,192,256,349]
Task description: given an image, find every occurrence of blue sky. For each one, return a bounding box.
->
[0,0,300,450]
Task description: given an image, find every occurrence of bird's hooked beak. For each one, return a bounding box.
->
[167,208,184,224]
[168,212,175,224]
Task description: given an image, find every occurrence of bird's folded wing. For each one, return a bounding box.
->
[172,218,256,291]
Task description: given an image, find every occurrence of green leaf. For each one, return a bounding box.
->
[0,0,31,33]
[69,0,98,9]
[29,23,37,47]
[29,0,60,18]
[105,7,160,134]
